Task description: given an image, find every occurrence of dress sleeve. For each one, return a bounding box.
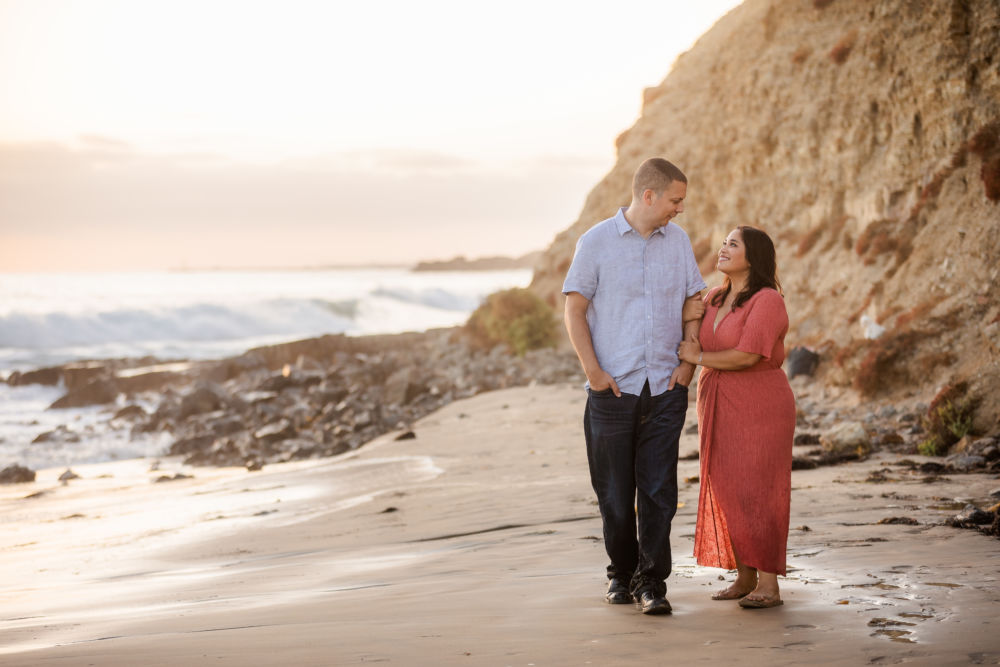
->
[735,289,788,360]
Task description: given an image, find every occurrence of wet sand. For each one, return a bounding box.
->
[1,384,998,666]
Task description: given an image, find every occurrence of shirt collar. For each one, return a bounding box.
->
[614,207,667,237]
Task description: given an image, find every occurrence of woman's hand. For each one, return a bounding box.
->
[683,295,705,322]
[678,340,702,364]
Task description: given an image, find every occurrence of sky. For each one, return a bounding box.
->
[0,0,743,271]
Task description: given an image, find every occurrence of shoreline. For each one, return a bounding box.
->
[2,327,584,472]
[1,384,998,665]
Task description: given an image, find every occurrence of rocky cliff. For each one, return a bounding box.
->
[532,0,1000,428]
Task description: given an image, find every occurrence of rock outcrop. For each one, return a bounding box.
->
[531,0,1000,427]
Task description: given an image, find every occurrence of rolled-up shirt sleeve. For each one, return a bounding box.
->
[562,234,598,300]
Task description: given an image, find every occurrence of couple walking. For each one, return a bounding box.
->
[563,158,795,614]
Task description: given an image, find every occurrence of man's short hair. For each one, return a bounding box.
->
[632,158,687,198]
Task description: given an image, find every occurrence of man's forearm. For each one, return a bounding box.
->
[565,307,601,378]
[683,317,700,343]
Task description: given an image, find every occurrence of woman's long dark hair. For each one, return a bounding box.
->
[710,225,782,311]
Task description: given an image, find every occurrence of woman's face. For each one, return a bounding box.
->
[717,229,750,276]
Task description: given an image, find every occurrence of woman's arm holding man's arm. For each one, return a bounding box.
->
[669,293,705,388]
[678,339,761,371]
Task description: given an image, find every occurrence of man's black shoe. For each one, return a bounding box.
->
[637,590,672,615]
[605,578,632,604]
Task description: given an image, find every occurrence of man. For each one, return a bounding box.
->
[563,158,705,615]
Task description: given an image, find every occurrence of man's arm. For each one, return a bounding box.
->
[564,292,620,397]
[669,292,703,389]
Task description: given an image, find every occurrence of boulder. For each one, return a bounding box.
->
[49,378,119,409]
[6,366,62,386]
[880,432,906,445]
[786,346,820,379]
[184,438,242,466]
[112,405,148,421]
[945,454,986,471]
[168,434,217,457]
[383,367,429,406]
[950,436,998,456]
[116,370,187,395]
[32,425,81,444]
[61,363,111,391]
[0,464,36,484]
[947,504,994,527]
[178,383,230,420]
[201,355,267,384]
[205,415,246,438]
[253,419,296,445]
[262,370,323,392]
[820,421,871,458]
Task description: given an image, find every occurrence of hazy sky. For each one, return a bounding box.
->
[0,0,742,271]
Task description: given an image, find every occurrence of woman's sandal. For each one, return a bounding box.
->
[738,594,784,609]
[711,584,754,601]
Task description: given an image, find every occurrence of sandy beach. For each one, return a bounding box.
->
[2,383,999,666]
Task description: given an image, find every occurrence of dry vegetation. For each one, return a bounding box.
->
[463,288,558,356]
[920,382,978,455]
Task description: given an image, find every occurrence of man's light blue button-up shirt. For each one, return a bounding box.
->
[562,207,707,396]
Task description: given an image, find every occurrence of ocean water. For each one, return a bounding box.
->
[0,268,531,469]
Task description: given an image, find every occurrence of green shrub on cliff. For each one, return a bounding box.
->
[464,288,557,356]
[918,382,977,456]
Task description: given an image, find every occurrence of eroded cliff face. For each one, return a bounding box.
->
[532,0,1000,427]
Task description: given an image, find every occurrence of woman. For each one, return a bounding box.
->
[678,226,795,609]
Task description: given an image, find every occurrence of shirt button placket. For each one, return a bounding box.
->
[643,243,652,362]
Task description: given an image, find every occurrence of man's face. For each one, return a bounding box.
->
[648,180,687,225]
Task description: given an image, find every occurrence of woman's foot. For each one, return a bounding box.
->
[710,583,754,600]
[711,571,758,601]
[738,591,783,608]
[739,574,781,608]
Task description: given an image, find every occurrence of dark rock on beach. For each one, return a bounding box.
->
[820,422,872,459]
[794,432,820,446]
[68,329,585,468]
[786,346,820,379]
[112,405,148,421]
[154,473,193,483]
[791,457,818,470]
[7,366,63,386]
[946,504,995,527]
[0,464,36,484]
[49,377,120,409]
[32,425,81,444]
[876,517,919,525]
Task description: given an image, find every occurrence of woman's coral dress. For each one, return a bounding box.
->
[694,287,795,575]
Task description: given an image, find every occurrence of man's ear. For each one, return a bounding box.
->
[642,188,655,205]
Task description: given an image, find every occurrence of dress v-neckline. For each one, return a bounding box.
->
[713,302,731,334]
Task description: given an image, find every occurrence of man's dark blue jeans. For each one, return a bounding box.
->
[584,379,687,598]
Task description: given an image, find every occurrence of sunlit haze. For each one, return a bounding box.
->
[0,0,743,271]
